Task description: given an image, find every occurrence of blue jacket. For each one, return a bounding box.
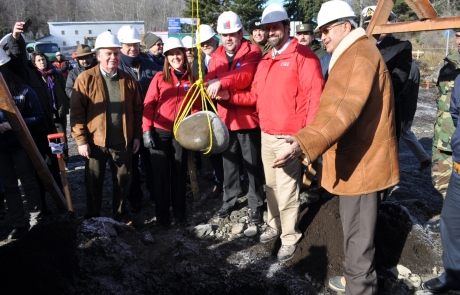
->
[118,56,161,101]
[0,85,45,152]
[449,74,460,168]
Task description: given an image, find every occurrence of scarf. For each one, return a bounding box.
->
[120,53,140,68]
[38,67,57,110]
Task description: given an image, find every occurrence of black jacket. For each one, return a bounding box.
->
[65,59,98,98]
[5,35,55,134]
[118,55,161,101]
[377,34,412,102]
[0,85,45,152]
[400,61,420,121]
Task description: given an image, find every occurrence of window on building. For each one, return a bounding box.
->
[88,30,92,34]
[76,41,80,45]
[63,41,66,46]
[75,30,79,35]
[61,31,65,35]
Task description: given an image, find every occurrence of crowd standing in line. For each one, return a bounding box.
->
[0,2,458,294]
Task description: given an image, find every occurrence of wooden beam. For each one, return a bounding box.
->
[371,16,460,34]
[366,0,396,42]
[404,0,437,20]
[0,74,66,210]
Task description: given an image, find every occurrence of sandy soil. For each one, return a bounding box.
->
[0,63,459,294]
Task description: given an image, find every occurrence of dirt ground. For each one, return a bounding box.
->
[0,60,459,294]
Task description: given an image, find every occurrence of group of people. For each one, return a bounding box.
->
[1,0,460,294]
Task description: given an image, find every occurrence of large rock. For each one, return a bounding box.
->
[175,111,229,154]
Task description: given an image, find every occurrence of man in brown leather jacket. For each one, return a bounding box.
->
[272,1,399,294]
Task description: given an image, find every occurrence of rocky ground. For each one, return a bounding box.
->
[0,61,459,294]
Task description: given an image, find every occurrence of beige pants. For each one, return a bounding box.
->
[261,132,302,245]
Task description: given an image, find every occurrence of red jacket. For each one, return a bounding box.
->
[205,39,262,131]
[143,68,194,132]
[234,38,324,136]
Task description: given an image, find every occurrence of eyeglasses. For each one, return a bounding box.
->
[319,22,345,35]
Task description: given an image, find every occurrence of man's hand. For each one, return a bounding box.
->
[206,78,222,98]
[12,22,25,39]
[78,144,91,159]
[272,137,303,168]
[0,122,12,134]
[133,139,140,154]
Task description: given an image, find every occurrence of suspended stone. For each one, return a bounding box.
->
[176,111,229,154]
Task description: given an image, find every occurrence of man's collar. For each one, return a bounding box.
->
[100,66,117,78]
[272,38,292,58]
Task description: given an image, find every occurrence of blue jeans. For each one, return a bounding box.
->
[439,172,460,289]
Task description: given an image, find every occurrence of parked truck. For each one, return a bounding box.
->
[26,41,60,62]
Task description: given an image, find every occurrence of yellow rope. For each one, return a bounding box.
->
[172,0,220,155]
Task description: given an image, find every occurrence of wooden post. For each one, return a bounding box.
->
[188,150,200,200]
[0,74,66,209]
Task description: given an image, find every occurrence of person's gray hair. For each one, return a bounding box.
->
[345,18,358,29]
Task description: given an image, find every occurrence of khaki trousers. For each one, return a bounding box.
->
[261,132,302,245]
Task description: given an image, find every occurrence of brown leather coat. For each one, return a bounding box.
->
[294,28,400,196]
[70,66,143,147]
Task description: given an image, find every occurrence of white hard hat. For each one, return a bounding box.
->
[55,51,62,56]
[316,0,357,30]
[117,25,142,43]
[163,37,184,56]
[181,36,195,49]
[217,11,243,34]
[196,24,216,43]
[95,31,122,50]
[0,48,11,66]
[261,3,289,25]
[361,6,396,22]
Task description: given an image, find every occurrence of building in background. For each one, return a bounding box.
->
[38,21,145,48]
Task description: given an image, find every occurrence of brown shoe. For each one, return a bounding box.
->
[418,159,431,171]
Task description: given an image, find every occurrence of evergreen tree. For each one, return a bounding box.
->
[285,0,300,21]
[299,0,324,23]
[183,0,267,30]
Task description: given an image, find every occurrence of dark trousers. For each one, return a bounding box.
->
[0,149,41,228]
[54,115,69,162]
[439,173,460,289]
[127,145,154,205]
[209,153,224,189]
[222,128,265,210]
[149,128,187,225]
[35,135,63,210]
[85,143,132,220]
[340,190,387,295]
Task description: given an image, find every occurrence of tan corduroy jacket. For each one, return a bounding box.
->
[70,66,143,147]
[294,28,400,196]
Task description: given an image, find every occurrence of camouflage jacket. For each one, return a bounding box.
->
[310,40,327,59]
[434,50,460,152]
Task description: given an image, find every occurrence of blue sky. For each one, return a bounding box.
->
[266,0,284,6]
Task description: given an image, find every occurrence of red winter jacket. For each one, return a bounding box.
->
[143,68,195,132]
[205,39,262,131]
[234,38,324,136]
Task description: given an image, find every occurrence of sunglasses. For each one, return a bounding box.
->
[320,22,345,35]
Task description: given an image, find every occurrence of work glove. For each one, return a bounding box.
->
[143,131,156,149]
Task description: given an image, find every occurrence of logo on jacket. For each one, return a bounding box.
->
[280,62,290,67]
[184,83,189,91]
[224,20,231,29]
[235,62,241,69]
